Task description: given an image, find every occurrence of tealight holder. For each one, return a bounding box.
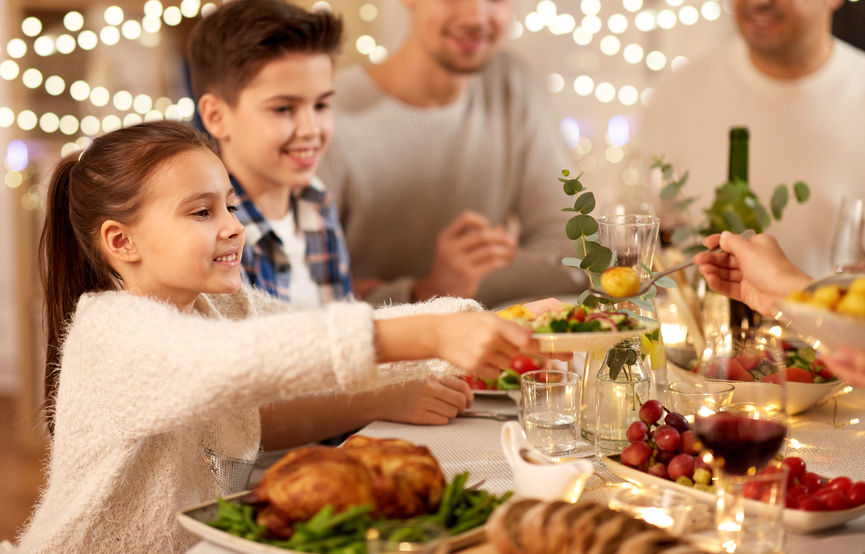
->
[609,485,693,536]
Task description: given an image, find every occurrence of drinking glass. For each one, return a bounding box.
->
[609,486,694,536]
[597,214,660,279]
[520,370,580,458]
[665,381,735,424]
[831,196,865,273]
[690,327,788,553]
[715,465,787,553]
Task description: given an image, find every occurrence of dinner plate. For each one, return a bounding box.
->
[473,389,516,397]
[603,456,865,533]
[533,320,659,353]
[177,492,487,554]
[667,363,843,416]
[775,272,865,353]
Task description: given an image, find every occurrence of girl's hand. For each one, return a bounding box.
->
[378,376,474,425]
[431,312,537,380]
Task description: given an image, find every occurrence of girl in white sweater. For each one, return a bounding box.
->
[18,121,538,553]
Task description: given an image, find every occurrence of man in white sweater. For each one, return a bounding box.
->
[318,0,582,308]
[637,0,865,277]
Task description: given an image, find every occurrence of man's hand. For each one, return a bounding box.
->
[695,232,811,316]
[377,376,474,425]
[413,211,516,300]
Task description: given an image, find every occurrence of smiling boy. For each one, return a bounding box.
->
[187,0,349,308]
[185,0,475,447]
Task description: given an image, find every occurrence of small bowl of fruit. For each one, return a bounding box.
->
[777,273,865,352]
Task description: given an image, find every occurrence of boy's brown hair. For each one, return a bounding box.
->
[186,0,343,105]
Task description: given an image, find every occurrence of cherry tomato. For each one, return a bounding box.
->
[781,457,806,482]
[569,307,587,323]
[798,496,827,511]
[800,472,825,493]
[814,490,850,511]
[461,375,488,390]
[847,482,865,507]
[510,354,540,375]
[826,476,853,494]
[743,481,763,500]
[785,495,800,509]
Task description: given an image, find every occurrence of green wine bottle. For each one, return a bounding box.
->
[728,127,749,183]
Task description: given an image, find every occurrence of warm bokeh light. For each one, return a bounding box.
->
[16,110,38,131]
[70,80,91,101]
[22,69,43,89]
[104,6,125,26]
[56,34,76,54]
[59,115,79,135]
[359,3,378,21]
[78,30,99,50]
[546,73,565,93]
[6,39,27,59]
[573,75,595,96]
[21,17,43,37]
[163,6,183,26]
[63,11,85,32]
[133,94,154,114]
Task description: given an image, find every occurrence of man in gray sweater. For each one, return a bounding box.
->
[319,0,583,308]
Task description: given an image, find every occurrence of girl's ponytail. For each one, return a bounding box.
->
[39,156,111,433]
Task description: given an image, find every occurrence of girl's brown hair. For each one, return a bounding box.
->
[38,121,215,433]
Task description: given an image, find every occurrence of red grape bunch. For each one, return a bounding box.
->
[619,400,713,491]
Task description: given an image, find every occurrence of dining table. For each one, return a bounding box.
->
[186,379,865,554]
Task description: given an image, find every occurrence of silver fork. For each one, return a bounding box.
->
[588,229,756,299]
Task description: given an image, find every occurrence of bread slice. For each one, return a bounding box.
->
[486,498,542,554]
[518,500,569,554]
[544,502,602,554]
[569,505,621,554]
[617,529,703,554]
[587,514,654,554]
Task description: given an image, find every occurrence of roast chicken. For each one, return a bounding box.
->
[249,435,445,538]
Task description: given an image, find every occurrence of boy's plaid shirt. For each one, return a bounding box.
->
[230,175,353,303]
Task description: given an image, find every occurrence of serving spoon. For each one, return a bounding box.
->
[587,229,756,300]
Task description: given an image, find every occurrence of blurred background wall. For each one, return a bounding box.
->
[0,0,862,540]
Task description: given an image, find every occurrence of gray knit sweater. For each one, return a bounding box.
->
[319,52,583,308]
[17,286,478,553]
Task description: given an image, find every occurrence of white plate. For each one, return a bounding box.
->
[177,492,487,554]
[603,456,865,534]
[474,389,515,397]
[776,272,865,353]
[533,321,659,353]
[667,363,842,416]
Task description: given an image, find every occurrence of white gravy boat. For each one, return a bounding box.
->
[500,421,594,502]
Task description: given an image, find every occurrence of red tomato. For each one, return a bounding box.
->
[826,476,853,494]
[781,457,807,481]
[847,482,865,507]
[788,484,809,500]
[800,472,825,493]
[461,375,488,390]
[743,481,763,500]
[737,354,761,371]
[798,496,827,511]
[726,358,755,381]
[813,490,850,511]
[569,307,586,323]
[785,495,800,509]
[510,354,540,375]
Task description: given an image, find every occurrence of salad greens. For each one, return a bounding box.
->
[206,472,512,553]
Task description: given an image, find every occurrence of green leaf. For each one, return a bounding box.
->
[662,165,674,180]
[672,226,695,244]
[675,197,696,210]
[639,262,652,274]
[573,240,600,258]
[566,214,598,239]
[753,204,770,231]
[660,183,680,199]
[562,178,583,195]
[562,169,570,177]
[562,257,583,267]
[655,275,676,288]
[629,295,656,312]
[580,245,612,272]
[770,185,789,220]
[562,207,577,212]
[676,170,690,188]
[721,209,746,233]
[793,181,810,203]
[574,192,596,214]
[583,294,600,308]
[576,289,592,305]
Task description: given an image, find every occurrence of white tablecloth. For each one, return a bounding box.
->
[188,390,865,553]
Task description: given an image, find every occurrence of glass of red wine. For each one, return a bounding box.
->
[691,326,788,553]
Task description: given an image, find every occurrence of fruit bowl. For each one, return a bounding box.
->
[603,456,865,533]
[667,362,842,416]
[776,272,865,352]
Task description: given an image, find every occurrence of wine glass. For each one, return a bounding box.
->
[831,196,865,273]
[691,326,788,553]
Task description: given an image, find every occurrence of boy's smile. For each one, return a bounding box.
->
[208,52,335,211]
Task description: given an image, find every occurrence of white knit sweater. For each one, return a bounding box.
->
[16,286,479,553]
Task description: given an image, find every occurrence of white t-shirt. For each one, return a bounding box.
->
[636,38,865,277]
[269,211,320,309]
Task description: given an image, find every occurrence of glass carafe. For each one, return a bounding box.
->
[582,337,653,454]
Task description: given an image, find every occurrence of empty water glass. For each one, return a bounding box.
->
[520,370,581,458]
